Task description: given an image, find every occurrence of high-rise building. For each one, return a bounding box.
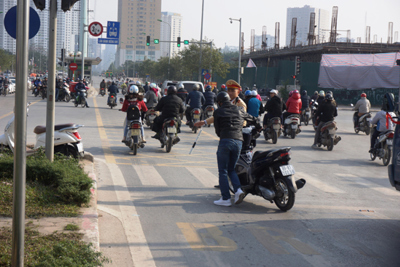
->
[160,12,182,58]
[116,0,161,66]
[286,5,330,46]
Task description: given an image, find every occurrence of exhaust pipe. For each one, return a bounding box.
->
[258,185,275,200]
[295,179,306,189]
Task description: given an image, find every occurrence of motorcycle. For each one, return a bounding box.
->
[370,127,394,166]
[74,89,87,108]
[159,118,180,153]
[283,114,301,139]
[310,100,319,130]
[234,139,306,211]
[300,107,311,126]
[0,103,84,158]
[121,87,127,95]
[57,84,71,102]
[203,105,215,127]
[3,84,9,97]
[263,117,282,144]
[126,119,145,155]
[316,120,341,151]
[0,84,6,97]
[41,86,47,99]
[100,87,106,96]
[108,93,117,109]
[189,107,202,133]
[353,111,371,135]
[145,109,158,128]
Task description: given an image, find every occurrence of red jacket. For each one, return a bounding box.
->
[286,92,302,114]
[121,99,148,113]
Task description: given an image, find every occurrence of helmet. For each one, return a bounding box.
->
[270,89,278,95]
[250,90,257,96]
[205,85,212,91]
[136,81,141,86]
[129,85,139,94]
[145,81,149,85]
[361,93,366,98]
[245,90,252,96]
[302,90,307,96]
[289,91,294,97]
[177,83,184,90]
[294,90,299,94]
[314,91,318,95]
[216,91,230,105]
[167,85,177,95]
[326,90,333,97]
[220,84,226,90]
[319,90,325,97]
[193,84,200,91]
[325,94,333,101]
[150,83,157,89]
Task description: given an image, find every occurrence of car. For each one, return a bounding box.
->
[161,80,179,95]
[176,81,205,94]
[8,78,16,93]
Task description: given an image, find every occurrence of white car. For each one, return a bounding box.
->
[176,81,205,93]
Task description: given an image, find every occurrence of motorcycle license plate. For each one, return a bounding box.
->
[76,142,84,153]
[149,115,156,120]
[306,112,311,116]
[280,165,295,176]
[167,127,177,134]
[291,124,297,129]
[387,139,393,146]
[193,114,201,119]
[273,124,280,130]
[207,112,213,116]
[130,129,140,136]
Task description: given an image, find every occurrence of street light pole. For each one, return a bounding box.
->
[198,0,205,82]
[230,18,242,85]
[158,19,171,80]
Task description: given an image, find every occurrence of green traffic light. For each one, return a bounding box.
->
[184,40,189,45]
[177,44,181,47]
[146,43,150,46]
[154,39,159,44]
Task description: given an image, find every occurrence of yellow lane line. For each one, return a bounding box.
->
[93,97,116,164]
[0,99,42,120]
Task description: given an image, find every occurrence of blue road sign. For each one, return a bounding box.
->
[4,6,40,39]
[98,38,119,45]
[201,69,209,76]
[107,21,120,39]
[204,73,211,80]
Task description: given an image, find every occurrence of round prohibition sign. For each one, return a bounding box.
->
[89,21,103,37]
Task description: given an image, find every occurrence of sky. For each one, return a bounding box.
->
[92,0,400,49]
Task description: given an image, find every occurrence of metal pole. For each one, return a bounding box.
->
[238,18,242,85]
[80,0,87,80]
[62,43,64,79]
[198,0,204,82]
[168,22,171,80]
[209,41,212,82]
[12,0,29,265]
[45,0,57,162]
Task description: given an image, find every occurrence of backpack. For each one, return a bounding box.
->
[126,103,141,121]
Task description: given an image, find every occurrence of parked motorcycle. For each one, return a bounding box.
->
[145,109,158,128]
[100,88,106,96]
[159,118,180,153]
[370,127,394,166]
[283,114,301,139]
[316,120,341,151]
[203,105,215,127]
[189,107,202,133]
[0,103,84,158]
[263,117,282,144]
[234,144,306,211]
[108,93,117,109]
[126,119,145,155]
[353,111,371,135]
[74,89,87,108]
[300,107,311,126]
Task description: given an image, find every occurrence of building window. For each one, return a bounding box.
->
[136,50,145,55]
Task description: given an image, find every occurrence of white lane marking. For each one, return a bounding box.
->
[336,173,399,196]
[97,205,122,222]
[296,172,345,193]
[108,163,156,267]
[186,167,217,188]
[133,165,167,186]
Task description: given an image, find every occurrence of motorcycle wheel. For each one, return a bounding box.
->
[274,178,295,212]
[365,126,370,135]
[65,95,71,103]
[370,152,376,161]
[382,144,391,166]
[290,130,296,139]
[54,145,78,159]
[132,144,138,155]
[166,136,172,153]
[74,101,78,107]
[327,137,334,151]
[110,105,113,109]
[304,116,309,126]
[272,130,278,144]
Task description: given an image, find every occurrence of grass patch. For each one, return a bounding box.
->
[0,226,109,266]
[64,223,80,231]
[0,149,93,218]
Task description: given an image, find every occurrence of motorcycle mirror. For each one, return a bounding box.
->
[143,98,147,103]
[119,97,124,104]
[350,103,354,107]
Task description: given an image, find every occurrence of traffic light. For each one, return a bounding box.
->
[154,39,159,44]
[184,40,189,45]
[146,36,150,46]
[292,75,296,79]
[295,56,301,75]
[61,0,80,12]
[61,48,65,62]
[177,37,181,47]
[33,0,45,10]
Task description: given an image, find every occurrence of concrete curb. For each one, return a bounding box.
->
[83,151,94,162]
[80,157,100,252]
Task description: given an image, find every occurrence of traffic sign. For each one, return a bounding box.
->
[184,40,189,45]
[88,21,103,37]
[201,69,209,76]
[98,38,119,45]
[204,73,211,80]
[107,21,120,39]
[69,63,78,71]
[4,6,40,39]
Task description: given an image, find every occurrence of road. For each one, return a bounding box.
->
[1,79,399,266]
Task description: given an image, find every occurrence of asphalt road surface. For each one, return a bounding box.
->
[1,79,399,267]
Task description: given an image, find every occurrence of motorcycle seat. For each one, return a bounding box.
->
[34,123,75,134]
[163,117,177,122]
[379,130,394,136]
[252,147,291,162]
[287,114,300,119]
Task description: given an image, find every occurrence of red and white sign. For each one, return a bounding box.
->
[69,63,78,71]
[88,21,103,37]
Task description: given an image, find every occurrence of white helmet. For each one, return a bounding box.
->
[250,90,257,96]
[129,85,139,94]
[150,83,157,89]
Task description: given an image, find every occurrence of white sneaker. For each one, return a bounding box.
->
[234,188,246,205]
[213,198,232,207]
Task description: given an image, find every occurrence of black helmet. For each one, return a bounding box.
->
[216,92,230,106]
[205,85,212,91]
[302,90,307,96]
[167,85,177,95]
[325,94,333,101]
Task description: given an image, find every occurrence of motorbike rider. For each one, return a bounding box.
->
[185,84,205,124]
[120,81,127,93]
[144,82,162,109]
[213,86,218,95]
[55,77,63,101]
[212,91,257,207]
[252,87,263,102]
[151,86,184,140]
[82,78,88,86]
[317,90,325,106]
[120,85,148,143]
[75,79,89,108]
[202,85,217,112]
[311,91,319,102]
[369,94,397,153]
[246,90,264,118]
[107,81,119,105]
[177,83,188,103]
[220,84,226,92]
[283,89,302,121]
[312,93,337,149]
[353,93,371,129]
[143,81,150,93]
[263,89,286,129]
[301,90,311,110]
[100,79,106,94]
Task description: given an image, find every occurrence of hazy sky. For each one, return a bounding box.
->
[92,0,400,49]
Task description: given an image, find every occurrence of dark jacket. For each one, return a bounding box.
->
[75,82,86,91]
[301,94,311,109]
[155,94,184,118]
[265,95,285,117]
[214,102,256,141]
[177,88,188,102]
[203,91,216,106]
[316,100,338,123]
[316,96,325,107]
[186,91,205,109]
[100,81,106,89]
[108,84,119,95]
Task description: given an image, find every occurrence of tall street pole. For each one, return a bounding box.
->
[198,0,204,82]
[12,0,29,265]
[80,0,87,80]
[157,19,171,79]
[45,0,57,161]
[230,18,242,85]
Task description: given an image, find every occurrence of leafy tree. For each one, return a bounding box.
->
[0,49,16,74]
